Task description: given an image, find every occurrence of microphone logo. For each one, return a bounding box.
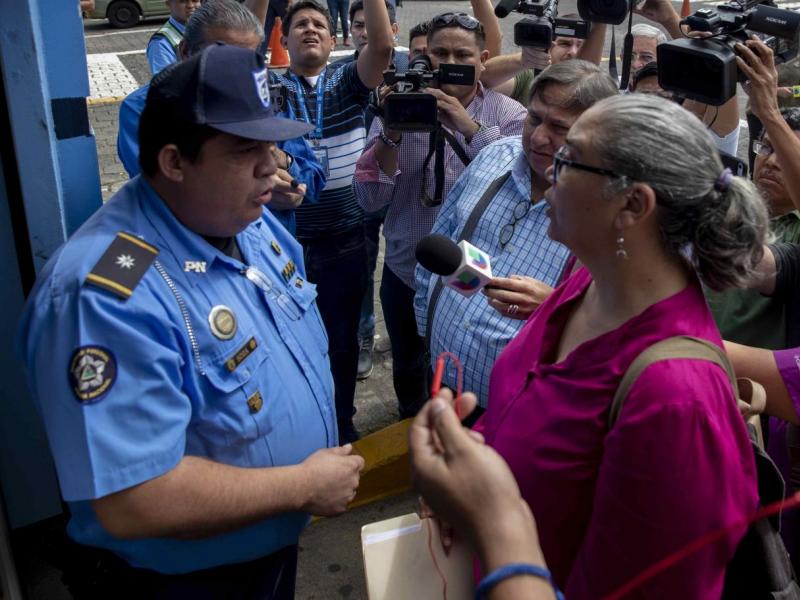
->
[451,271,482,291]
[468,247,489,269]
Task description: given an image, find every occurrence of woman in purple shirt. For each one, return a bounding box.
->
[474,94,766,599]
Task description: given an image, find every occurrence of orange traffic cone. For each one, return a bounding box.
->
[680,0,692,18]
[269,17,289,69]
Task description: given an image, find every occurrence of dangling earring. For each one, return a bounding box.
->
[616,232,628,260]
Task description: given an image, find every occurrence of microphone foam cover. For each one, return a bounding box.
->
[415,234,463,276]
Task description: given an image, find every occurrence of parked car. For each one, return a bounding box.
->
[88,0,169,28]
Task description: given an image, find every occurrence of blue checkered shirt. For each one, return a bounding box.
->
[414,136,570,406]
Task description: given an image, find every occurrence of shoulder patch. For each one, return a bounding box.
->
[84,232,158,299]
[69,346,117,403]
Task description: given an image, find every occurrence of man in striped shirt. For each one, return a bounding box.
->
[269,0,392,442]
[354,12,526,419]
[414,60,619,410]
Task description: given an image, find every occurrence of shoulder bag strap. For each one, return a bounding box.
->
[608,335,738,428]
[424,171,512,349]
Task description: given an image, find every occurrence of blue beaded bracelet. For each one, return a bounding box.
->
[475,563,565,600]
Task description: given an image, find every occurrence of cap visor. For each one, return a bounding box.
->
[211,115,314,142]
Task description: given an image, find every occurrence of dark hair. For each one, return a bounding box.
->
[138,104,220,177]
[409,20,431,44]
[282,0,334,36]
[631,61,659,91]
[348,0,396,26]
[427,13,486,49]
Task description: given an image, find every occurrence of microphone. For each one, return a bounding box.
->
[494,0,520,18]
[416,234,493,297]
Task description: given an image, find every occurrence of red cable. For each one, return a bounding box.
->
[603,490,800,599]
[426,517,448,600]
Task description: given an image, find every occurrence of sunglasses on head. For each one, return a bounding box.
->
[431,12,482,32]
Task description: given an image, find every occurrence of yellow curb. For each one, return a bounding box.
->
[87,95,127,106]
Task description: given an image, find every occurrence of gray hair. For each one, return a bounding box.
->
[589,94,768,291]
[630,23,667,44]
[184,0,265,56]
[529,59,620,112]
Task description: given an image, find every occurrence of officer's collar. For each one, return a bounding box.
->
[137,177,253,286]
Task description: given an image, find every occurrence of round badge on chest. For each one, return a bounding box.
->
[208,305,237,340]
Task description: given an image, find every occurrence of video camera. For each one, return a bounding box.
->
[576,0,642,25]
[494,0,590,48]
[658,0,800,105]
[379,55,475,132]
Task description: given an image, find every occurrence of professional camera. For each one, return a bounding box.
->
[494,0,590,48]
[658,0,800,105]
[380,55,475,132]
[576,0,642,25]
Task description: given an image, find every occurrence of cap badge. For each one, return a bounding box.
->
[253,68,271,109]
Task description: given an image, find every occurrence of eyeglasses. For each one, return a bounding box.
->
[431,12,483,32]
[753,140,774,157]
[499,199,533,249]
[552,146,627,186]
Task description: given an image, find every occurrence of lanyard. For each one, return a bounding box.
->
[290,70,326,141]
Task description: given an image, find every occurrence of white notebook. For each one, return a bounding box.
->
[362,513,475,599]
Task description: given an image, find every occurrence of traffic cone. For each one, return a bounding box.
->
[680,0,692,18]
[269,17,289,68]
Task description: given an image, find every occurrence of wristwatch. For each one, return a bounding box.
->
[380,130,402,149]
[465,120,486,144]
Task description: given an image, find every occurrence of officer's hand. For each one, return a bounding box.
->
[268,168,307,211]
[483,275,553,320]
[300,445,365,516]
[425,88,481,140]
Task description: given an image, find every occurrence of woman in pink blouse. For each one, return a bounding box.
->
[474,94,767,599]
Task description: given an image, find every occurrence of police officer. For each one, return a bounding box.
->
[17,44,364,598]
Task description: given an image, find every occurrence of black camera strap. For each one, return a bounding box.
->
[422,126,472,207]
[609,3,636,90]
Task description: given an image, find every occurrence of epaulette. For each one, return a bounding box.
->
[83,232,159,300]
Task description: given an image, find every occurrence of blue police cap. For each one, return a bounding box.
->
[146,43,312,142]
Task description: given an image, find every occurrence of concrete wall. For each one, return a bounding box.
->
[0,0,103,530]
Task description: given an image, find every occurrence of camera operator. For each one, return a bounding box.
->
[353,12,526,419]
[482,15,606,105]
[623,0,743,155]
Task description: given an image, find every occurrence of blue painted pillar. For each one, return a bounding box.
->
[0,0,102,532]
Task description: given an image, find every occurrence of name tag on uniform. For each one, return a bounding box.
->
[225,337,258,372]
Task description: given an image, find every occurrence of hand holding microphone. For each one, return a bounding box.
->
[483,275,554,320]
[416,234,493,297]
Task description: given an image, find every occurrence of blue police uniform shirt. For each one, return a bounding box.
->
[17,176,336,574]
[117,84,325,235]
[146,17,185,75]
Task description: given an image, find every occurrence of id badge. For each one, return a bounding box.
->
[312,146,329,177]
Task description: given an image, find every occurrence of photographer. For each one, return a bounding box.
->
[353,11,526,419]
[631,0,742,155]
[482,15,606,105]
